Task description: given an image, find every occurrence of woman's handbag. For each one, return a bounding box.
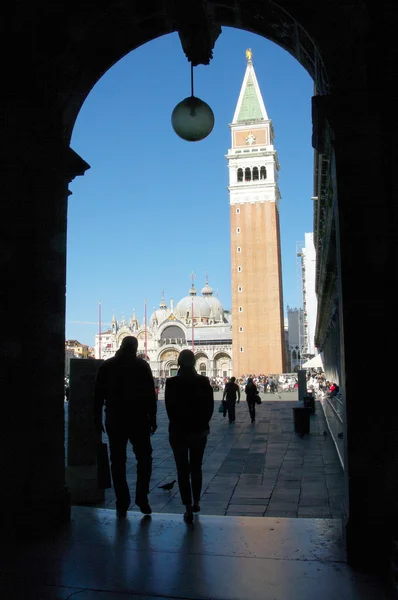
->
[97,441,112,489]
[255,394,262,405]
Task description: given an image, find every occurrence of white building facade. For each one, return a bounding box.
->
[65,347,76,377]
[287,306,304,371]
[94,280,233,379]
[301,232,318,357]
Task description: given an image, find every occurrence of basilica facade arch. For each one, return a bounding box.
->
[158,346,180,377]
[213,352,233,378]
[194,351,209,376]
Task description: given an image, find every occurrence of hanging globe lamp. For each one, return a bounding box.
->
[171,63,215,142]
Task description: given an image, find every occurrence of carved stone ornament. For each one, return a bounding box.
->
[161,349,179,361]
[171,0,222,66]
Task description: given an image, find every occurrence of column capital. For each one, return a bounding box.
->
[64,147,90,183]
[3,135,90,185]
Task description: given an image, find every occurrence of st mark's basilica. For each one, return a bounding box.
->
[95,278,233,378]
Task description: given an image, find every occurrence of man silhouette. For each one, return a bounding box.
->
[94,336,157,517]
[222,376,240,423]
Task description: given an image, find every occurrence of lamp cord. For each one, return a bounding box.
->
[191,62,194,97]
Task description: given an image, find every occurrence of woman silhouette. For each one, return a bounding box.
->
[165,350,214,522]
[245,377,258,423]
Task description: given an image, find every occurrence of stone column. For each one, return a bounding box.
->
[314,93,398,569]
[0,137,89,538]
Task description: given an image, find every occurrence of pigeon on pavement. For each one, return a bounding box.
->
[323,430,328,437]
[158,480,177,491]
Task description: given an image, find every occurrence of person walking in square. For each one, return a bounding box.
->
[222,376,240,423]
[268,376,275,393]
[165,350,214,523]
[245,377,258,423]
[94,335,157,518]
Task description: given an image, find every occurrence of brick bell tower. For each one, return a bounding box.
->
[227,49,285,376]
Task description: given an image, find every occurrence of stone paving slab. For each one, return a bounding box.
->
[65,391,345,518]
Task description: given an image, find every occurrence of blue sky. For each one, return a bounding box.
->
[67,27,314,346]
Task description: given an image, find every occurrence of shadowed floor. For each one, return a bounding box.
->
[0,506,392,599]
[2,406,388,599]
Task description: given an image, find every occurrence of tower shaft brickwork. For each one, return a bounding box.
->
[227,50,285,375]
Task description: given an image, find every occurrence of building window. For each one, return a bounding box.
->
[260,166,267,179]
[239,306,243,312]
[237,266,242,272]
[236,207,240,214]
[240,347,244,352]
[245,167,251,181]
[253,166,259,180]
[236,227,241,233]
[237,168,243,182]
[239,326,243,332]
[237,247,241,253]
[238,286,242,292]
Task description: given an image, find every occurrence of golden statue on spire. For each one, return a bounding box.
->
[246,48,252,62]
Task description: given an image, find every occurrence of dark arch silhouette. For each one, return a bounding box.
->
[3,0,397,576]
[60,2,333,140]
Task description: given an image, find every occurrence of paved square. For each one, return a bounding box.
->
[66,391,344,518]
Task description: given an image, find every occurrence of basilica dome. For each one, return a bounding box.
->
[175,281,224,322]
[175,294,211,320]
[201,281,213,296]
[206,296,224,322]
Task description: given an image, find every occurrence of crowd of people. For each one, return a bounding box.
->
[210,373,298,393]
[67,369,339,405]
[306,370,340,399]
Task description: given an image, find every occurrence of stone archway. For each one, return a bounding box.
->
[4,0,397,571]
[198,362,207,376]
[164,360,179,377]
[59,3,333,143]
[213,352,232,378]
[159,347,180,377]
[195,352,209,376]
[160,325,186,346]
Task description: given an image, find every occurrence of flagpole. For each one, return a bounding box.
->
[191,294,194,352]
[98,301,102,360]
[144,298,147,360]
[191,271,195,352]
